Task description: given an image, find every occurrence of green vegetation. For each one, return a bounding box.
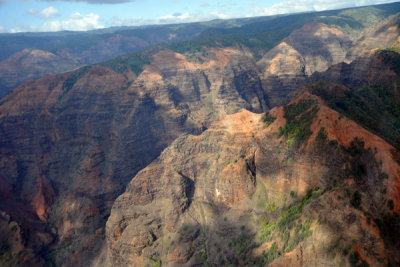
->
[349,250,369,267]
[316,127,328,142]
[102,47,156,74]
[229,233,258,260]
[161,4,400,61]
[282,99,317,122]
[265,201,278,213]
[379,46,400,55]
[277,188,323,232]
[262,111,276,128]
[350,191,362,209]
[379,49,400,75]
[278,99,319,148]
[346,137,365,157]
[166,30,292,60]
[62,66,90,92]
[262,242,280,263]
[0,244,21,267]
[374,213,400,253]
[149,257,161,267]
[200,244,208,261]
[328,6,390,37]
[309,74,400,149]
[257,188,324,263]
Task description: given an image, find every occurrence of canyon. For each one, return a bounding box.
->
[0,3,399,266]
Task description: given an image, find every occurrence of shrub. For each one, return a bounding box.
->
[350,191,362,209]
[278,99,319,148]
[316,127,327,141]
[388,199,394,210]
[263,112,276,127]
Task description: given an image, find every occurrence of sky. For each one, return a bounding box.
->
[0,0,397,33]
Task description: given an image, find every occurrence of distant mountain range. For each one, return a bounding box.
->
[1,2,400,98]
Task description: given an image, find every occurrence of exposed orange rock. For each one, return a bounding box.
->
[31,177,55,221]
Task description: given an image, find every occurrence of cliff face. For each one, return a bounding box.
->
[0,49,78,98]
[105,91,400,266]
[0,46,269,266]
[347,15,400,60]
[257,17,400,107]
[311,49,400,90]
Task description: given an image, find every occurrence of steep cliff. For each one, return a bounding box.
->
[0,45,269,266]
[257,15,400,107]
[309,50,400,149]
[258,23,352,107]
[105,91,400,266]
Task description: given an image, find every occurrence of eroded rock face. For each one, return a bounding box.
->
[257,18,400,107]
[311,50,400,90]
[258,23,353,107]
[105,92,400,266]
[347,16,400,60]
[0,49,79,98]
[0,47,269,266]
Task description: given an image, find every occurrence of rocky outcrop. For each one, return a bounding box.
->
[0,49,78,98]
[311,49,400,90]
[347,16,400,60]
[105,91,400,266]
[258,17,400,107]
[258,23,353,107]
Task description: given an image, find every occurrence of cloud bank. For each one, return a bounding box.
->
[253,0,398,16]
[11,12,103,32]
[42,12,103,31]
[110,11,233,27]
[28,6,60,19]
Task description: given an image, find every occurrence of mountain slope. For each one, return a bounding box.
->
[310,50,400,149]
[105,91,400,266]
[0,45,269,266]
[1,2,400,98]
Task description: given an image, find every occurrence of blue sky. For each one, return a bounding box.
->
[0,0,397,33]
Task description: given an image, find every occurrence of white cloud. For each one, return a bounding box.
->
[0,25,4,33]
[10,25,39,33]
[252,0,398,16]
[41,12,103,31]
[41,6,60,19]
[160,13,190,21]
[27,6,60,19]
[110,11,233,26]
